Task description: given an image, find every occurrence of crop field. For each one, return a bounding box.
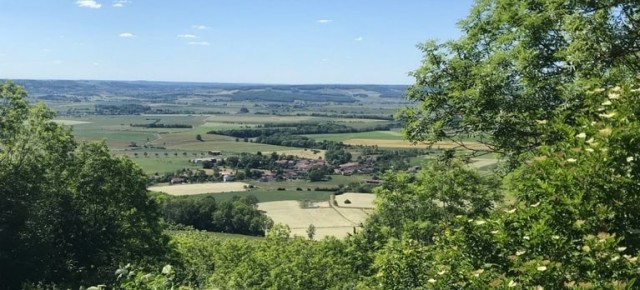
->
[334,192,376,208]
[149,182,250,196]
[343,139,491,150]
[205,114,314,124]
[274,149,326,159]
[259,200,370,239]
[304,130,403,142]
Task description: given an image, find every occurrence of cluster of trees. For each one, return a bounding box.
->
[160,196,272,236]
[207,122,397,138]
[324,146,352,166]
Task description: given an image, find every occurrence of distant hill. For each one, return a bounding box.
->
[7,79,408,103]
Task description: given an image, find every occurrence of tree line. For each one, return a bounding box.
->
[207,122,397,138]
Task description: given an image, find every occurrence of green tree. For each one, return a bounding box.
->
[306,224,316,240]
[0,82,168,288]
[325,146,352,166]
[400,0,640,164]
[196,134,203,142]
[307,168,327,182]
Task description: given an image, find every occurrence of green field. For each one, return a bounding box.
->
[304,130,404,142]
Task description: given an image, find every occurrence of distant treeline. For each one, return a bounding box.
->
[95,103,151,115]
[303,113,395,120]
[130,118,192,128]
[228,89,357,103]
[160,195,271,236]
[207,122,398,138]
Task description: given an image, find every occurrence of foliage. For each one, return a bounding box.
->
[325,146,352,165]
[0,82,169,288]
[208,122,396,139]
[400,0,640,162]
[114,228,360,289]
[161,195,273,236]
[364,80,640,289]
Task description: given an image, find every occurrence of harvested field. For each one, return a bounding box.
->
[149,182,249,196]
[275,149,325,159]
[259,200,370,239]
[334,192,375,209]
[344,139,490,150]
[53,119,92,125]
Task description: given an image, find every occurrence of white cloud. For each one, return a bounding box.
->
[355,36,364,41]
[317,19,333,24]
[177,34,197,38]
[113,0,129,7]
[321,58,329,62]
[188,41,210,46]
[118,32,135,38]
[192,25,211,30]
[76,0,102,9]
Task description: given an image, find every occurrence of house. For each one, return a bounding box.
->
[283,170,299,180]
[366,179,382,185]
[259,172,276,182]
[222,174,236,182]
[191,157,216,164]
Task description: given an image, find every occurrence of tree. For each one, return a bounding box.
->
[400,0,640,164]
[307,168,327,182]
[0,82,168,288]
[325,146,351,166]
[306,224,316,240]
[239,107,249,114]
[196,134,203,142]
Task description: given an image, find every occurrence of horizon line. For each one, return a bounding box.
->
[2,77,411,87]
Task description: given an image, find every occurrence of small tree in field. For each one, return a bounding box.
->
[307,224,316,240]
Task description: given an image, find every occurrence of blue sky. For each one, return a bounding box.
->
[0,0,475,84]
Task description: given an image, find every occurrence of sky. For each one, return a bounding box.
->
[0,0,475,84]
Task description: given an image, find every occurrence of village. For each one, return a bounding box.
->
[162,149,395,187]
